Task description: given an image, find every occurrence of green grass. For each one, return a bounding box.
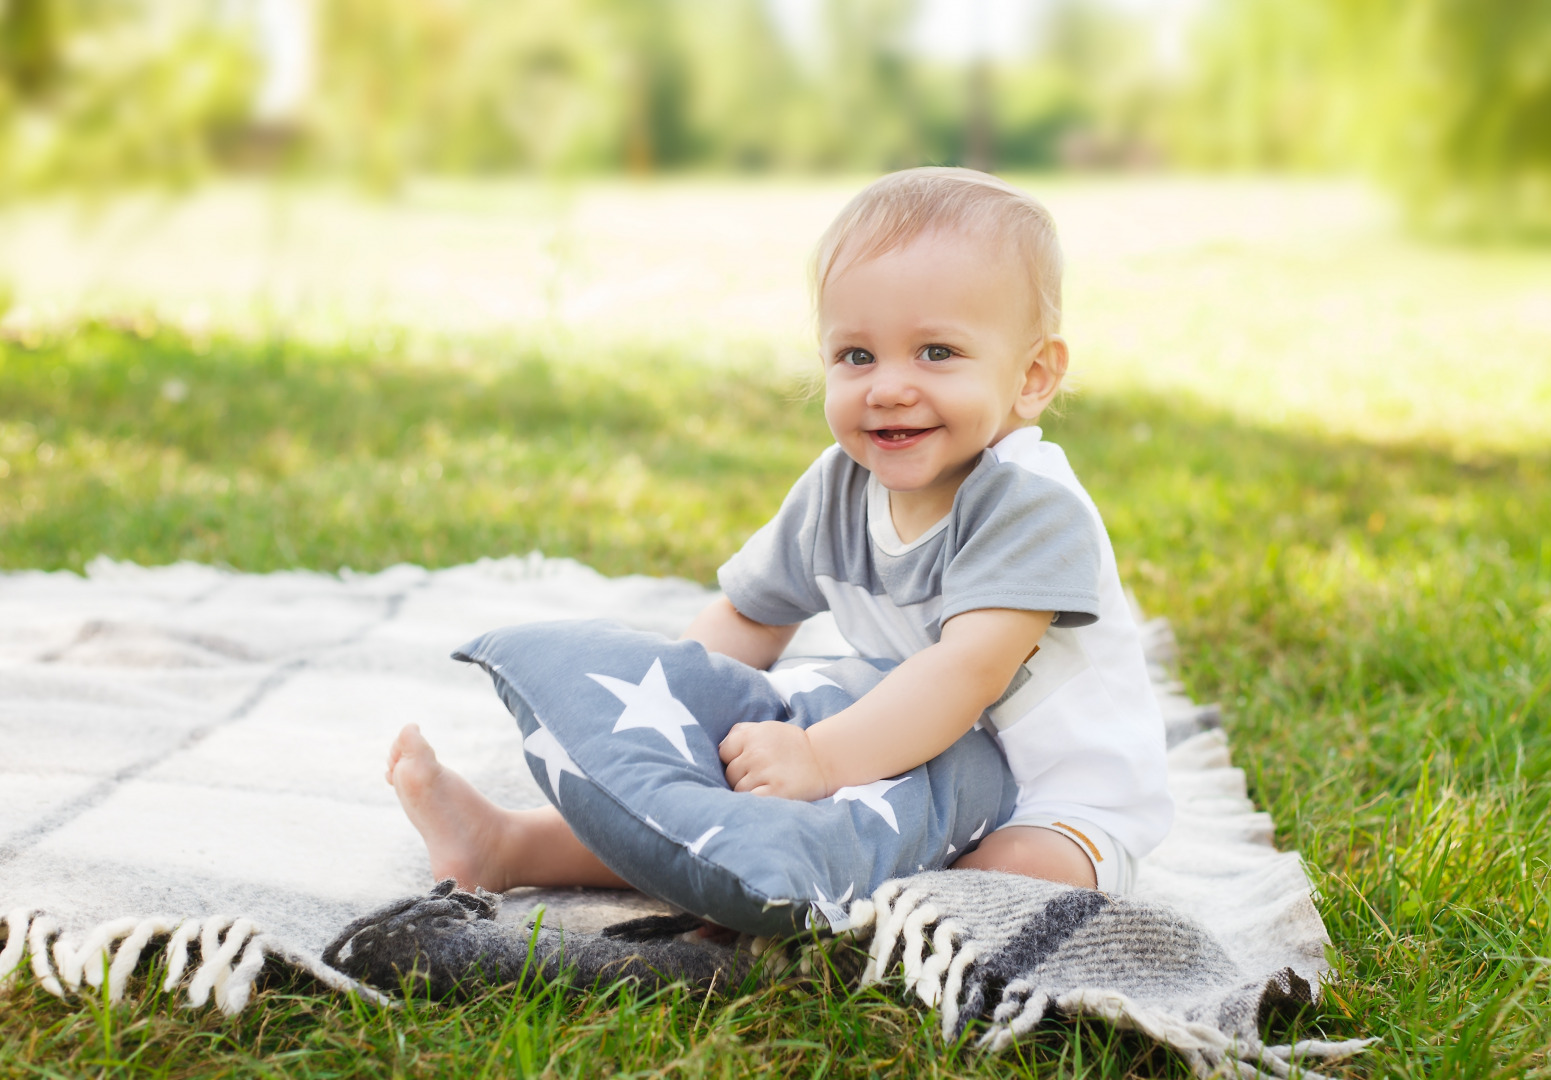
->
[2,323,1548,1077]
[0,325,822,580]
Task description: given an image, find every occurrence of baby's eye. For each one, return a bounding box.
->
[921,345,954,362]
[839,348,875,366]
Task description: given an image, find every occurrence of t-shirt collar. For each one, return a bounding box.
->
[866,427,1043,556]
[866,474,954,557]
[991,424,1043,463]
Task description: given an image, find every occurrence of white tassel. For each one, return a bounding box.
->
[796,939,827,977]
[216,934,268,1014]
[1246,1046,1294,1079]
[0,910,35,991]
[843,899,876,937]
[163,919,202,990]
[1178,1047,1212,1077]
[861,886,920,986]
[28,915,63,997]
[2,909,386,1015]
[937,941,978,1037]
[188,918,253,1008]
[898,903,939,1000]
[913,918,960,1009]
[65,916,140,990]
[981,1023,1016,1053]
[990,982,1026,1024]
[259,939,398,1007]
[1005,990,1053,1040]
[750,936,788,969]
[184,917,233,1006]
[1267,1036,1380,1060]
[51,934,78,992]
[107,917,179,1003]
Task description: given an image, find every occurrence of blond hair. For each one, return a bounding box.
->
[811,167,1064,340]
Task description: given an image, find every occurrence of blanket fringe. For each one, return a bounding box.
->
[0,909,394,1014]
[840,886,1377,1079]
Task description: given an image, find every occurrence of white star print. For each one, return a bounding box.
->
[587,657,700,763]
[763,663,840,705]
[969,819,988,842]
[522,722,585,804]
[832,776,910,833]
[684,825,723,855]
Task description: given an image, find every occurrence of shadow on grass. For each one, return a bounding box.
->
[0,326,828,579]
[3,326,1549,1076]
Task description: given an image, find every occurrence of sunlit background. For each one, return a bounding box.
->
[2,0,1548,210]
[2,0,1548,452]
[2,12,1549,1068]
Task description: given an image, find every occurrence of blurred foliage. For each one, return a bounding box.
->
[0,0,1547,235]
[1172,0,1551,237]
[0,0,255,195]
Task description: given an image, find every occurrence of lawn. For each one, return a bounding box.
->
[1,178,1548,1078]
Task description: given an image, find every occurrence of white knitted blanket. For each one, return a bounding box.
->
[0,557,1335,1049]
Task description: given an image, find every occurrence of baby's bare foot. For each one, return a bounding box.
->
[387,723,518,892]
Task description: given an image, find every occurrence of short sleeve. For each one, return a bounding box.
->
[716,452,832,627]
[941,463,1103,628]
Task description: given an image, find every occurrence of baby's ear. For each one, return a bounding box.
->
[1014,335,1068,420]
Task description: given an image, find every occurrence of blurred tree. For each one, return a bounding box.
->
[0,0,256,196]
[1382,0,1551,236]
[0,0,59,98]
[814,0,922,169]
[15,0,1541,242]
[0,0,1150,192]
[306,0,783,179]
[1172,0,1551,236]
[1014,0,1159,170]
[675,0,809,170]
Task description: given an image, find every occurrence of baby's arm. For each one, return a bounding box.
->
[680,595,799,670]
[719,608,1051,799]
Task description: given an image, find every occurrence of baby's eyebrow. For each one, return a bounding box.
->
[905,316,974,333]
[820,321,981,347]
[908,323,978,341]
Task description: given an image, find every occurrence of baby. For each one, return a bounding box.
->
[388,167,1173,897]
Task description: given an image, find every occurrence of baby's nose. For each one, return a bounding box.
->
[865,362,919,407]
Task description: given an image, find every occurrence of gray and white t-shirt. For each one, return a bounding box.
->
[718,426,1174,859]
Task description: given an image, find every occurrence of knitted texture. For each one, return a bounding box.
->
[844,872,1373,1078]
[1,553,1340,1073]
[326,875,1371,1079]
[323,879,752,997]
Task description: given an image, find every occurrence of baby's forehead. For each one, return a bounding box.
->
[819,236,1043,344]
[823,224,1038,309]
[853,218,1013,262]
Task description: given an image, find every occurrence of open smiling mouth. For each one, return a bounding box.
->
[869,427,934,444]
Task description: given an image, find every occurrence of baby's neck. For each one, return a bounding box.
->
[887,487,956,544]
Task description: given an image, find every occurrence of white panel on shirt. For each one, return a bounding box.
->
[984,426,1174,858]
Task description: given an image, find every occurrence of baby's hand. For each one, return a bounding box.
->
[719,721,829,801]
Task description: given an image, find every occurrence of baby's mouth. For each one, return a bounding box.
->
[867,427,935,448]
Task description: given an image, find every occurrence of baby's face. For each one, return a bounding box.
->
[819,228,1054,511]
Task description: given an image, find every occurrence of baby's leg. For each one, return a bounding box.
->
[386,723,627,892]
[950,826,1097,889]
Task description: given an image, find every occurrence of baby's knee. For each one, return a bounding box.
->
[950,825,1099,889]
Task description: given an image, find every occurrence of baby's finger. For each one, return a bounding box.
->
[718,725,748,764]
[732,767,763,793]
